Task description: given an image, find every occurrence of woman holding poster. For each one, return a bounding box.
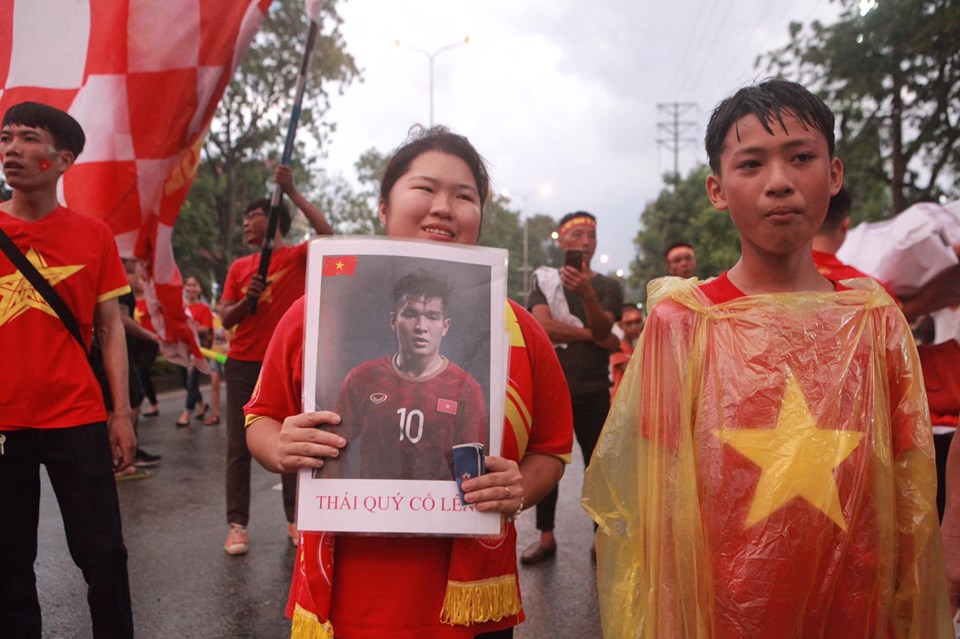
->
[245,126,573,639]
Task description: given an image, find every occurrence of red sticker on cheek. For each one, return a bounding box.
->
[39,160,51,171]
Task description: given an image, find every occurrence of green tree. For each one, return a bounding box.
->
[480,195,560,303]
[761,0,960,217]
[316,148,388,235]
[631,165,741,299]
[174,0,359,286]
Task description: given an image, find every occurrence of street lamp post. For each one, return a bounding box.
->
[501,186,550,298]
[395,37,470,127]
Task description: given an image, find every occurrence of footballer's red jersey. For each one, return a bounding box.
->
[323,355,487,480]
[0,206,129,429]
[223,242,307,362]
[245,297,573,639]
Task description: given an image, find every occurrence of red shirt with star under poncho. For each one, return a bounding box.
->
[223,242,307,362]
[582,272,952,639]
[245,297,573,639]
[0,206,129,429]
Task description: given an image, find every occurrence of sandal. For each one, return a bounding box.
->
[194,401,208,421]
[175,419,190,428]
[204,415,221,426]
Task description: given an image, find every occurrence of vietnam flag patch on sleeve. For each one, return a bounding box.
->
[322,255,358,276]
[437,398,458,415]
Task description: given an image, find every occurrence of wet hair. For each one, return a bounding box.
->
[2,101,85,158]
[705,79,835,174]
[392,269,452,315]
[820,185,852,233]
[380,125,490,213]
[664,241,694,259]
[244,198,291,236]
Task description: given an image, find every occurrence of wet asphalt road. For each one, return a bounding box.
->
[35,388,602,638]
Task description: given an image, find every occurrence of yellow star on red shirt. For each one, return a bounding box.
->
[0,247,85,327]
[242,267,289,306]
[716,372,863,531]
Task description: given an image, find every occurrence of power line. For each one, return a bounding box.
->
[657,102,698,185]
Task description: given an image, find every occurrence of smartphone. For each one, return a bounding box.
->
[564,249,583,271]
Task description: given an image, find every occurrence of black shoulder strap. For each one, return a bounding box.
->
[0,226,87,352]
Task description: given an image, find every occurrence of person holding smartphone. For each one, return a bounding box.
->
[524,211,623,564]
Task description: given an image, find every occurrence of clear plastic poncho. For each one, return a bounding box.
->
[582,276,952,639]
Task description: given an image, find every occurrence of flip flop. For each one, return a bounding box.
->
[175,419,190,428]
[142,408,159,417]
[204,415,221,426]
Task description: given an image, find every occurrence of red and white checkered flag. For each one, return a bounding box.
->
[0,0,270,368]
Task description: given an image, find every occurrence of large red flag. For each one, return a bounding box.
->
[0,0,271,368]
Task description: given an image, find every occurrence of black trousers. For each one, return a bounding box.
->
[935,430,953,522]
[129,338,159,406]
[225,358,296,525]
[0,423,133,639]
[535,389,610,532]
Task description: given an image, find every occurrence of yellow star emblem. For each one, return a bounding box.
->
[0,247,85,327]
[335,260,344,271]
[716,372,863,531]
[241,267,289,306]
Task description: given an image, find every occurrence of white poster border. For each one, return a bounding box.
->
[298,237,508,536]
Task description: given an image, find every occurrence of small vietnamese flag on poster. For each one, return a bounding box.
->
[322,255,358,276]
[437,398,459,415]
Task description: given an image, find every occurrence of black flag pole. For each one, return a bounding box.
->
[251,1,323,314]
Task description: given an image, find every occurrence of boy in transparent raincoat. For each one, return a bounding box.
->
[582,79,952,639]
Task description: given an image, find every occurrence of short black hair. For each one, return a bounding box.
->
[2,101,85,157]
[664,241,694,259]
[244,198,292,236]
[622,302,644,314]
[705,78,835,174]
[559,211,596,228]
[380,125,490,214]
[820,186,852,233]
[392,269,452,314]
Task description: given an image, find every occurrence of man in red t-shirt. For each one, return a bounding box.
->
[813,186,960,321]
[219,164,332,555]
[319,270,487,481]
[0,102,136,637]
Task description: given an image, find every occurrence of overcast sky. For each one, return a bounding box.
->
[318,0,844,275]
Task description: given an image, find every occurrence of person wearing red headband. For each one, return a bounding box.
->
[665,241,697,278]
[523,211,623,564]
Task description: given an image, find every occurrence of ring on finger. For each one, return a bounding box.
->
[504,486,510,499]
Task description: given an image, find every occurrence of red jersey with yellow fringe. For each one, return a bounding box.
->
[246,298,572,638]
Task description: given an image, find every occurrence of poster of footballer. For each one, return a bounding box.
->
[298,237,509,535]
